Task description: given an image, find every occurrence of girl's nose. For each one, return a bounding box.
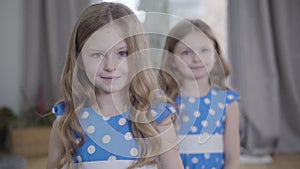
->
[104,64,116,72]
[193,54,201,63]
[103,54,117,72]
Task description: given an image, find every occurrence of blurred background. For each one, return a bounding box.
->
[0,0,299,169]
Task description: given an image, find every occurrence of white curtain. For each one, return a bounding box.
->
[228,0,300,153]
[22,0,89,113]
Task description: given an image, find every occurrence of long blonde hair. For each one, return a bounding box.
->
[160,19,232,99]
[58,2,169,168]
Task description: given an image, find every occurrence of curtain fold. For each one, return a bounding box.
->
[22,0,89,113]
[228,0,300,153]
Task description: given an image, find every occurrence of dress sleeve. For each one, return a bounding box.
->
[150,103,177,124]
[51,102,66,119]
[226,90,240,105]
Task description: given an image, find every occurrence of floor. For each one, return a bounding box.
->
[22,153,300,169]
[240,154,300,169]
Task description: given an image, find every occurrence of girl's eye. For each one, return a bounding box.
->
[92,53,104,59]
[118,50,128,57]
[181,50,192,56]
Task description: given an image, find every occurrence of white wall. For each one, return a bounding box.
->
[0,0,24,114]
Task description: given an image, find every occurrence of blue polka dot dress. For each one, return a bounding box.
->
[52,102,177,169]
[174,88,240,169]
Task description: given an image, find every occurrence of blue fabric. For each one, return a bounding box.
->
[52,102,65,117]
[175,88,240,169]
[52,102,176,163]
[151,103,176,124]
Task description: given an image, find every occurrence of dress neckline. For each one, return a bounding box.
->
[180,87,214,99]
[90,106,129,119]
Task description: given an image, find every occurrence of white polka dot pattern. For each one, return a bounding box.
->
[209,109,215,115]
[191,157,199,164]
[75,138,82,144]
[76,156,82,162]
[108,155,116,161]
[151,110,157,117]
[194,111,201,117]
[169,106,176,113]
[124,132,133,141]
[87,125,95,134]
[204,153,210,159]
[201,120,208,127]
[227,94,234,100]
[130,147,138,156]
[191,126,198,133]
[102,116,110,121]
[102,135,111,144]
[204,98,210,104]
[216,121,221,127]
[51,108,56,114]
[81,111,89,119]
[222,116,226,121]
[189,97,196,103]
[87,145,96,154]
[182,115,189,122]
[61,89,240,167]
[54,102,181,165]
[218,103,224,109]
[173,88,240,168]
[118,118,126,126]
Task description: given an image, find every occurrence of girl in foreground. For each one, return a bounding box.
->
[47,3,183,169]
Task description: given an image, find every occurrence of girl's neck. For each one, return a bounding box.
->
[94,90,129,117]
[181,77,211,97]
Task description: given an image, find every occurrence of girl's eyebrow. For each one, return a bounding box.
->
[87,44,127,51]
[115,42,128,49]
[179,46,192,51]
[87,48,103,52]
[116,46,127,50]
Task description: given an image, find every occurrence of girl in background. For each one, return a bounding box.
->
[47,3,183,169]
[160,19,240,169]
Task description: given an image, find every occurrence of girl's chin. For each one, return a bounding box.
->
[94,84,128,94]
[193,73,209,80]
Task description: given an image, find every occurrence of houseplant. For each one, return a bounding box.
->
[0,107,17,151]
[8,105,55,158]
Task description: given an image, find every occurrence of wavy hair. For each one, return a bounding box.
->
[58,2,170,168]
[160,19,232,99]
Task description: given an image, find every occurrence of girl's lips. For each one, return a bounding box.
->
[100,76,121,83]
[190,65,205,69]
[101,76,120,79]
[100,75,121,79]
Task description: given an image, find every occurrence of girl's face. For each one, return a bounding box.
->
[80,25,129,94]
[173,31,216,81]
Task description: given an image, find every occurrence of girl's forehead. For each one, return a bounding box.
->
[182,31,210,44]
[175,31,213,49]
[82,25,126,52]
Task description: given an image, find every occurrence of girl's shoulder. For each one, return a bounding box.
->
[150,102,177,124]
[52,101,66,118]
[51,101,177,124]
[173,88,240,107]
[223,88,240,104]
[212,88,240,105]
